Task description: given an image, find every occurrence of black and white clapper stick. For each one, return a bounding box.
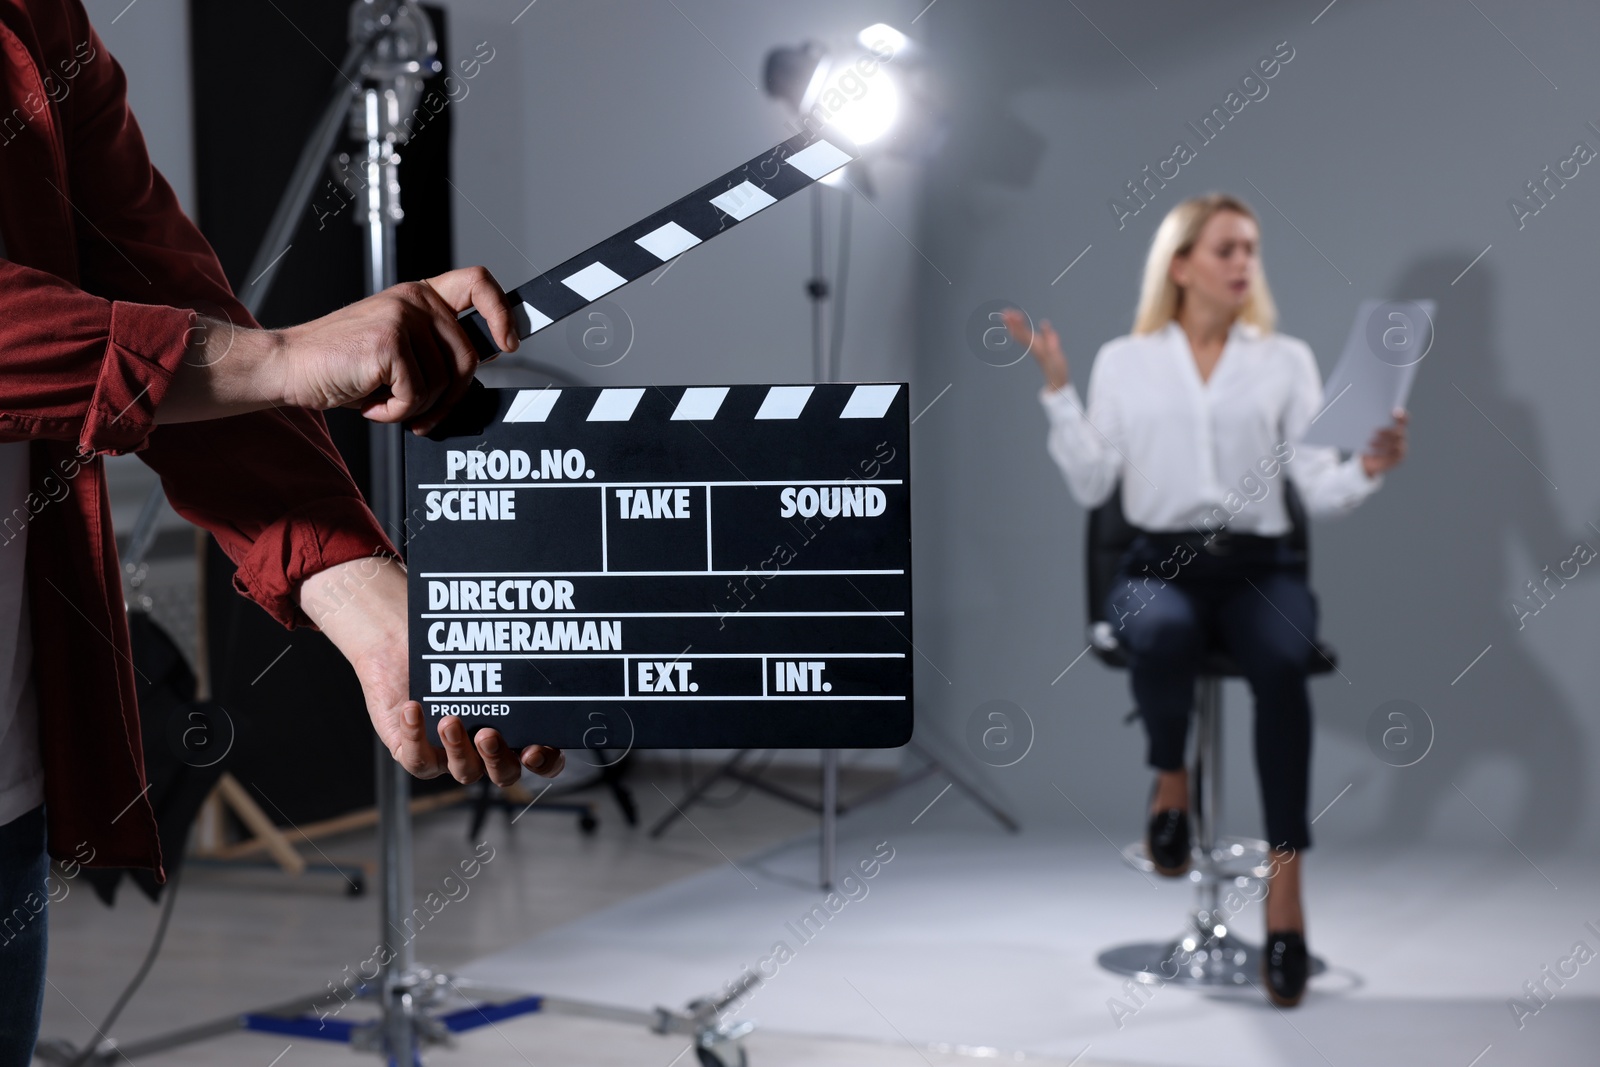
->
[457,129,858,359]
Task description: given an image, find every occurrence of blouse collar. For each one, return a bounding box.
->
[1162,318,1263,343]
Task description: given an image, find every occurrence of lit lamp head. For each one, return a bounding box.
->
[762,25,908,153]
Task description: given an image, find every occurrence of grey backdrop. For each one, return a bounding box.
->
[100,0,1599,853]
[909,0,1600,854]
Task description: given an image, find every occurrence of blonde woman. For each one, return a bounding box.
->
[1004,193,1407,1007]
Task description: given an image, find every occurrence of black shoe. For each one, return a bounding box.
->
[1145,807,1190,876]
[1262,930,1309,1007]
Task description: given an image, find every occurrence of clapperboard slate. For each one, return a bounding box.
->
[405,383,912,749]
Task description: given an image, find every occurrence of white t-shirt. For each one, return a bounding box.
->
[1,225,44,828]
[1038,319,1382,534]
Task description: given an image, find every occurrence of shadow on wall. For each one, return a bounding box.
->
[1321,252,1586,852]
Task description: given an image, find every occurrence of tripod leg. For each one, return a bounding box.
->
[821,749,838,890]
[907,740,1020,832]
[647,750,750,838]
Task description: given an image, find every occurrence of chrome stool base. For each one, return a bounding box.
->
[1099,930,1327,988]
[1099,935,1261,987]
[1097,677,1331,989]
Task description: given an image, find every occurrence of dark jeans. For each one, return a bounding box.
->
[1108,534,1317,851]
[0,804,48,1067]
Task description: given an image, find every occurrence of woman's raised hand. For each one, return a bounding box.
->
[1001,308,1069,391]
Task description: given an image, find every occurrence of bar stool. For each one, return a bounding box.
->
[1084,483,1331,987]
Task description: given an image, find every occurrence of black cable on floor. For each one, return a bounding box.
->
[67,865,183,1067]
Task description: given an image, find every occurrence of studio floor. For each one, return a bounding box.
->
[38,760,1600,1067]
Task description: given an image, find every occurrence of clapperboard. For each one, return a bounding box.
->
[456,128,861,359]
[405,127,914,750]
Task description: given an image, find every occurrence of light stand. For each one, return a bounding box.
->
[649,143,1020,887]
[347,13,428,1055]
[40,3,752,1064]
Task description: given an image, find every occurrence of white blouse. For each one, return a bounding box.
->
[1038,319,1381,536]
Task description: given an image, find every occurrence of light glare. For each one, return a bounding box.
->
[814,60,900,145]
[858,23,908,56]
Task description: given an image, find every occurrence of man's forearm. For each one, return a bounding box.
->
[158,318,288,424]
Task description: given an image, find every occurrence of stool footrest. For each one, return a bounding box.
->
[1120,834,1273,881]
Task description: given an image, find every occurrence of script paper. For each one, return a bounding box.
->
[1301,299,1432,452]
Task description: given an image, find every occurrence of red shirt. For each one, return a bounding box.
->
[1,0,394,873]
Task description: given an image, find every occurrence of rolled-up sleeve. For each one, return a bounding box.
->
[83,300,199,454]
[232,497,399,629]
[0,258,195,455]
[36,1,399,629]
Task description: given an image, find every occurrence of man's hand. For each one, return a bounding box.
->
[161,266,522,434]
[299,556,565,786]
[275,268,519,434]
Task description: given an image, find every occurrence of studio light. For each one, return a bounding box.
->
[762,23,914,150]
[759,23,945,385]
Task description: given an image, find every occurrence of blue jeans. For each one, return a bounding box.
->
[0,804,48,1067]
[1108,536,1318,851]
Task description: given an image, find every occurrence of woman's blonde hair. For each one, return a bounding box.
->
[1132,192,1277,335]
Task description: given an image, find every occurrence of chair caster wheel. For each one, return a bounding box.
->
[579,813,598,835]
[696,1044,747,1067]
[347,872,366,897]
